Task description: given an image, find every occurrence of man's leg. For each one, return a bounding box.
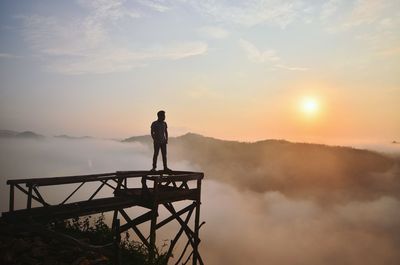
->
[152,142,160,169]
[160,143,168,170]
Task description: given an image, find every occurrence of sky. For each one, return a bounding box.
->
[0,0,399,142]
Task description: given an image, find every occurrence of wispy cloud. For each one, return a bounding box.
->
[239,39,280,63]
[344,0,391,28]
[0,53,21,59]
[320,0,343,20]
[239,39,308,71]
[17,0,207,74]
[185,0,308,28]
[45,42,207,75]
[137,0,172,12]
[78,0,141,20]
[276,64,309,71]
[198,26,229,39]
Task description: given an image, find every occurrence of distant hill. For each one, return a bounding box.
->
[122,135,152,143]
[54,135,93,140]
[0,130,96,140]
[124,132,400,203]
[0,130,45,139]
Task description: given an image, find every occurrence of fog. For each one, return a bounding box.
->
[1,137,399,265]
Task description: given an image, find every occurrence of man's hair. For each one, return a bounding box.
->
[157,110,165,118]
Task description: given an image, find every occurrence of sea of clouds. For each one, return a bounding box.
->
[0,137,399,265]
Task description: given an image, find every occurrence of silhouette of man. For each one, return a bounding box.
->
[151,110,170,171]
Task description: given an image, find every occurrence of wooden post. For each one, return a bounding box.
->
[27,185,33,209]
[112,210,118,231]
[193,179,202,265]
[114,218,121,265]
[9,184,14,212]
[149,177,159,262]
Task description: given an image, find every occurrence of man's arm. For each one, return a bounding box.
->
[165,123,168,144]
[151,123,155,140]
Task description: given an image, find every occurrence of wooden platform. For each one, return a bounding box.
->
[1,170,203,222]
[2,187,200,223]
[1,170,204,265]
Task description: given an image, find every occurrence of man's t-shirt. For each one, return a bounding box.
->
[151,120,168,144]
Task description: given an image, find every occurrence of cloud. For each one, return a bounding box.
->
[45,42,207,74]
[184,0,307,28]
[78,0,141,19]
[239,39,280,63]
[137,0,172,12]
[344,0,391,28]
[198,26,229,39]
[201,180,400,265]
[275,64,309,71]
[1,138,400,265]
[0,53,20,59]
[320,0,343,20]
[239,39,308,71]
[18,1,207,74]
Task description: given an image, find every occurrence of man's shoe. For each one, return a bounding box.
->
[163,167,172,172]
[150,168,156,172]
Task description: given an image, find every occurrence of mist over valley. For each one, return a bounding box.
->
[1,132,400,264]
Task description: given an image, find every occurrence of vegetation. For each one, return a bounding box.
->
[54,214,168,265]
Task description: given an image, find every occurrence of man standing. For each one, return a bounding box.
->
[151,110,170,171]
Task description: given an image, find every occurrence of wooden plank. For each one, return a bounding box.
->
[7,172,115,185]
[145,174,203,183]
[2,196,139,222]
[7,171,203,186]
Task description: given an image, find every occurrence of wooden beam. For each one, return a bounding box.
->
[7,172,115,186]
[14,184,45,207]
[27,185,33,209]
[9,184,14,212]
[164,203,196,240]
[193,178,202,265]
[119,209,151,249]
[119,211,153,233]
[166,206,194,263]
[60,182,85,205]
[149,178,159,262]
[88,181,107,201]
[33,187,50,206]
[156,203,195,230]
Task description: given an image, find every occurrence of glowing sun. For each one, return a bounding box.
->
[300,97,319,115]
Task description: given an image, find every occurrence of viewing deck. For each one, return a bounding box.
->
[1,170,204,265]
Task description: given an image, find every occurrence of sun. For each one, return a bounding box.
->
[300,97,319,115]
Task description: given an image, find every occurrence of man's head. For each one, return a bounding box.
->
[157,110,166,121]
